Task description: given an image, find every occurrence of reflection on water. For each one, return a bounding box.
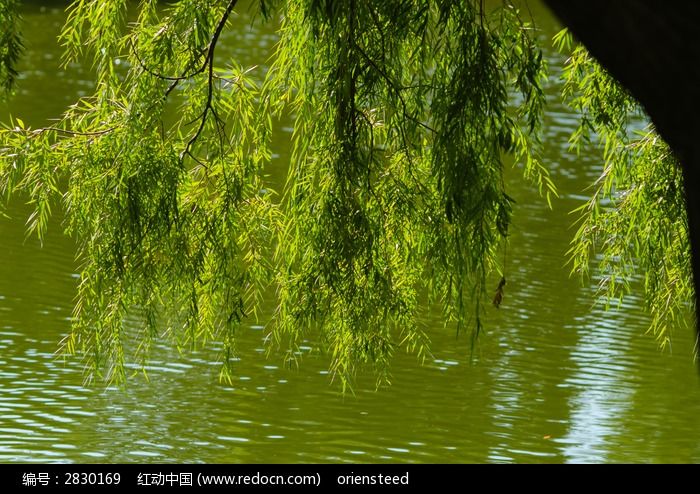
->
[1,1,700,464]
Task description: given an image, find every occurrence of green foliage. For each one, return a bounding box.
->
[2,0,277,384]
[2,2,691,388]
[265,0,551,388]
[0,0,22,97]
[555,29,694,347]
[2,0,550,387]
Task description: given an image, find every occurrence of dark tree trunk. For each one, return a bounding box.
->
[544,0,700,342]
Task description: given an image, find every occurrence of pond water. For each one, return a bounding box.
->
[1,1,699,464]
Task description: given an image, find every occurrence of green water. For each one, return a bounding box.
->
[1,1,699,464]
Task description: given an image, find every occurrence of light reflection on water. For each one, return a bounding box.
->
[1,0,700,464]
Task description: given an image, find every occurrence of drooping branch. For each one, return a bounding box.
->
[181,0,239,160]
[544,0,700,339]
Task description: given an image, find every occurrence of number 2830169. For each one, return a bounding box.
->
[64,472,121,485]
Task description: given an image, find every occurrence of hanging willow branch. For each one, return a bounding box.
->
[1,0,553,388]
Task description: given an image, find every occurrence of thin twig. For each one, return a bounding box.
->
[181,0,239,161]
[31,126,117,137]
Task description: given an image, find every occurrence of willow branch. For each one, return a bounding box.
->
[181,0,239,160]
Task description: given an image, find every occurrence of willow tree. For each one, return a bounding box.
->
[0,0,691,387]
[554,30,692,348]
